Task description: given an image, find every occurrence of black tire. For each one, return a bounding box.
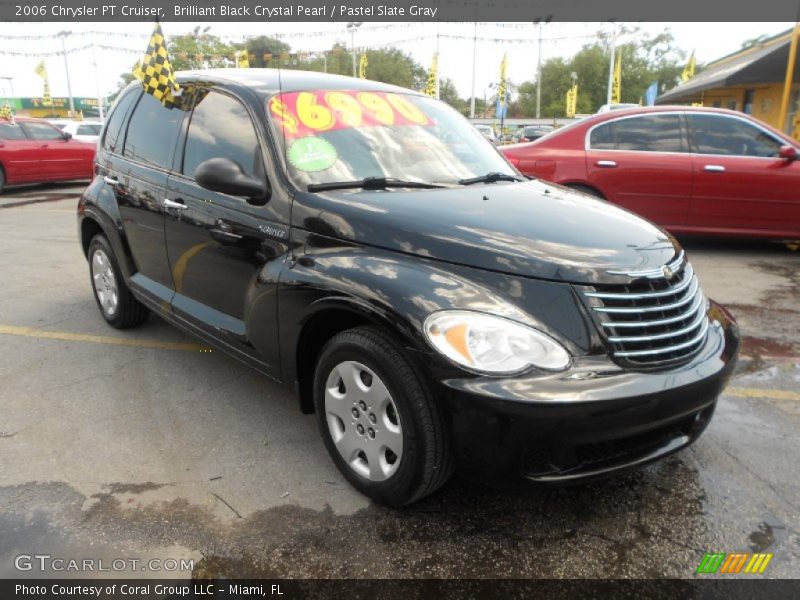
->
[566,183,604,199]
[0,166,5,195]
[87,234,148,329]
[313,327,454,506]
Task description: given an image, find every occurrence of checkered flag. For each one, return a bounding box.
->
[133,22,180,107]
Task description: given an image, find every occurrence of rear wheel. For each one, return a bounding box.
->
[0,167,5,195]
[88,234,148,329]
[313,327,454,506]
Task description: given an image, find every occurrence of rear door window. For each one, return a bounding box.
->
[0,122,27,140]
[103,88,140,153]
[688,114,783,157]
[589,114,684,152]
[123,92,184,168]
[21,121,65,140]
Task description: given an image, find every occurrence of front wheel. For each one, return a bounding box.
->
[313,327,453,506]
[88,234,148,329]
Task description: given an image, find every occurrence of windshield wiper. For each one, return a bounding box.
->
[458,172,524,185]
[307,176,444,193]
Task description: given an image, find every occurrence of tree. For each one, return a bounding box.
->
[517,28,687,117]
[241,35,291,68]
[167,26,235,70]
[439,78,467,114]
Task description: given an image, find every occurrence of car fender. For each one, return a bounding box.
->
[78,176,137,280]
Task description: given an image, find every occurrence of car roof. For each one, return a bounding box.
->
[587,105,756,122]
[175,68,421,97]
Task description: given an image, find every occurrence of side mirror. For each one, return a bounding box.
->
[63,131,72,141]
[778,145,797,161]
[195,157,269,205]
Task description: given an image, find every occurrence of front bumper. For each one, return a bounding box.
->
[435,301,739,484]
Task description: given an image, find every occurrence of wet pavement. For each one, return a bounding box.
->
[0,188,798,579]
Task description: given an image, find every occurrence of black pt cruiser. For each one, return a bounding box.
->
[78,70,739,506]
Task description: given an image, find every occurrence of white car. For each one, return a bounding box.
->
[474,124,498,144]
[596,103,640,113]
[60,121,103,143]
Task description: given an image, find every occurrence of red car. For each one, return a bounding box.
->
[501,107,800,240]
[0,116,96,194]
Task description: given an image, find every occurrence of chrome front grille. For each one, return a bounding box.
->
[581,254,709,368]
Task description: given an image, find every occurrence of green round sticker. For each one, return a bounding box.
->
[287,137,338,172]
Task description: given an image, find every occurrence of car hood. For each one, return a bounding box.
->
[293,179,679,284]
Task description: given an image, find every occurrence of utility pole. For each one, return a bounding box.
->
[57,31,76,116]
[0,76,15,101]
[435,25,440,100]
[91,42,104,121]
[469,22,477,118]
[347,22,362,78]
[778,21,800,133]
[606,22,617,106]
[535,21,543,119]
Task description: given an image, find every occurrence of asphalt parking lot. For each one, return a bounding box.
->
[0,183,798,579]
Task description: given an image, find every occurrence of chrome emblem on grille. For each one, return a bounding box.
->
[661,265,675,280]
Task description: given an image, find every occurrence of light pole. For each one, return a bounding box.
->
[57,31,76,116]
[347,22,362,78]
[533,17,550,119]
[0,76,15,101]
[469,22,477,118]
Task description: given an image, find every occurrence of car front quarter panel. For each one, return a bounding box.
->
[278,229,602,391]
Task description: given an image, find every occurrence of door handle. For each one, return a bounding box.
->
[103,176,119,187]
[704,165,726,173]
[595,160,617,168]
[163,198,187,210]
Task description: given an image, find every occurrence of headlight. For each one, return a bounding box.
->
[423,310,570,374]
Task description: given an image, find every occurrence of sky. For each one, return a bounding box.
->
[0,22,794,105]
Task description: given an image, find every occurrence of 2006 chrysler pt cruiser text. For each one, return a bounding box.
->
[77,69,739,505]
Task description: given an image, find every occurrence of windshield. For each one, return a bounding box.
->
[267,90,516,189]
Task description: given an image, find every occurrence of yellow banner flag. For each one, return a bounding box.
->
[681,51,696,82]
[425,53,438,97]
[498,52,508,109]
[34,60,48,80]
[611,49,622,104]
[565,84,578,118]
[359,53,368,79]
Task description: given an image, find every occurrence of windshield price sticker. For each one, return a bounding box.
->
[269,90,430,139]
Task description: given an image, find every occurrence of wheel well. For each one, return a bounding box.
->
[565,183,606,199]
[295,308,382,414]
[80,217,104,258]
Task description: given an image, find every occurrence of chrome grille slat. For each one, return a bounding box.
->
[600,293,705,328]
[592,278,699,313]
[585,264,695,300]
[580,255,709,369]
[614,320,709,357]
[607,310,707,343]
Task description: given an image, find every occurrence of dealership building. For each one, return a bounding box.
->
[657,28,800,139]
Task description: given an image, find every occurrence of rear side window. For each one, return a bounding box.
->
[688,114,783,157]
[0,122,26,140]
[22,122,64,140]
[589,114,684,152]
[182,91,261,179]
[103,89,140,153]
[123,92,184,167]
